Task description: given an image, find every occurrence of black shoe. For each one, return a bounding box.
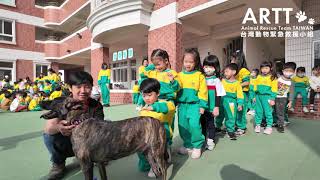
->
[277,125,285,133]
[103,104,110,107]
[227,132,237,140]
[47,163,66,180]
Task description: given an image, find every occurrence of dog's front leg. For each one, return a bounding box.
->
[97,163,107,180]
[80,161,94,180]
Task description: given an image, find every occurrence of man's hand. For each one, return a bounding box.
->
[199,108,205,114]
[238,106,243,111]
[58,120,75,136]
[287,101,292,109]
[212,107,219,117]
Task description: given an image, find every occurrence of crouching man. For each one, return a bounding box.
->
[43,71,104,180]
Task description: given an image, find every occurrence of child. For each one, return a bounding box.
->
[43,80,52,95]
[309,65,320,112]
[291,67,310,113]
[38,81,44,92]
[49,86,63,100]
[274,62,296,133]
[137,78,175,177]
[176,48,208,158]
[200,55,226,150]
[141,49,180,143]
[28,93,42,111]
[136,57,149,107]
[132,81,140,104]
[230,51,250,135]
[98,63,111,107]
[254,61,278,135]
[10,92,27,112]
[0,91,12,111]
[13,82,19,91]
[216,63,243,140]
[247,69,259,115]
[24,92,32,105]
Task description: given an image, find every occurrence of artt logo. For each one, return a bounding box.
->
[242,8,316,25]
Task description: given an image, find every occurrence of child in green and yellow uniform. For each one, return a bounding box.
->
[216,63,244,140]
[132,81,140,104]
[28,93,42,111]
[247,69,259,115]
[136,58,149,107]
[49,86,63,100]
[43,80,52,95]
[253,61,278,135]
[176,48,208,159]
[290,67,310,113]
[98,63,111,107]
[137,78,175,178]
[230,51,250,135]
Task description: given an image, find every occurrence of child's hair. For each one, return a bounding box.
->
[312,65,320,72]
[283,62,297,71]
[142,57,148,65]
[151,49,169,61]
[4,91,12,99]
[184,48,201,71]
[67,71,93,87]
[252,68,259,74]
[260,61,277,80]
[225,63,239,75]
[231,50,247,70]
[296,67,306,73]
[48,68,55,74]
[135,80,138,85]
[203,55,221,78]
[140,78,160,94]
[45,80,51,84]
[101,63,108,69]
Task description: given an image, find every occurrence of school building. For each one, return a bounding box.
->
[0,0,319,105]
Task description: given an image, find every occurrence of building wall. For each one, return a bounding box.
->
[178,0,209,12]
[0,0,43,18]
[244,38,273,70]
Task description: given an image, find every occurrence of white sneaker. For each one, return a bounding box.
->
[289,108,295,112]
[236,129,246,136]
[310,109,315,113]
[135,106,142,111]
[191,148,202,159]
[254,126,261,133]
[206,139,215,151]
[177,147,192,155]
[147,169,156,178]
[264,127,273,135]
[303,107,309,113]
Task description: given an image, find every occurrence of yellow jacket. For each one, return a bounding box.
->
[236,68,251,91]
[49,90,62,100]
[132,85,139,93]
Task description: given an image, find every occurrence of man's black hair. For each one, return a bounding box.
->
[140,78,160,94]
[225,63,239,75]
[296,67,306,73]
[283,62,297,71]
[67,71,93,87]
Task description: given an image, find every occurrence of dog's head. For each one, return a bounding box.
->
[40,97,84,123]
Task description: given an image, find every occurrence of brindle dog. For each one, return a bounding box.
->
[41,97,167,180]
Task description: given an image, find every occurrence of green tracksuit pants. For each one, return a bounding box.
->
[236,92,248,130]
[178,103,204,149]
[100,83,110,105]
[215,97,237,133]
[292,87,308,107]
[255,94,274,127]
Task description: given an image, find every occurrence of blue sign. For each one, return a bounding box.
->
[113,52,117,61]
[122,50,128,59]
[117,51,122,60]
[128,48,133,58]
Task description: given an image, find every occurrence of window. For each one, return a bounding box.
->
[0,61,14,82]
[0,0,15,7]
[0,19,15,44]
[111,59,137,89]
[35,64,48,78]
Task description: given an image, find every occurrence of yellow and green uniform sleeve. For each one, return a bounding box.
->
[28,99,40,111]
[132,85,140,93]
[14,84,19,90]
[236,68,250,91]
[49,90,62,100]
[143,69,180,100]
[43,85,52,92]
[254,75,278,100]
[249,78,257,99]
[49,73,59,83]
[98,69,111,85]
[0,93,4,102]
[292,76,310,88]
[25,96,31,104]
[177,71,208,109]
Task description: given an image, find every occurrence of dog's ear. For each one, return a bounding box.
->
[40,111,58,119]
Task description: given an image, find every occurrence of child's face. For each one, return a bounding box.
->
[224,68,235,79]
[152,57,169,72]
[250,71,257,77]
[282,68,295,78]
[143,60,149,67]
[261,67,271,75]
[203,65,215,76]
[142,92,159,105]
[312,70,319,76]
[297,70,305,77]
[183,53,196,72]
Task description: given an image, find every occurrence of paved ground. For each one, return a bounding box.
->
[0,104,320,180]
